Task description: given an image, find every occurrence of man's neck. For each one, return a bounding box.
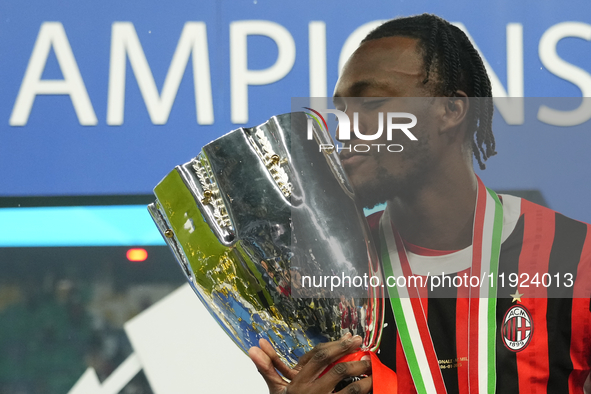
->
[386,169,478,251]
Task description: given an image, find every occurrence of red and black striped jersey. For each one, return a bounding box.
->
[368,195,591,394]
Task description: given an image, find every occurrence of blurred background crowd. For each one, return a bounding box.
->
[0,246,182,394]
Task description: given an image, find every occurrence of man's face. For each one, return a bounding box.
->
[333,36,444,208]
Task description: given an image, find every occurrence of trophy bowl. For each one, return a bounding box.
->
[148,112,383,367]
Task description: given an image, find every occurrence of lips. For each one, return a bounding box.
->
[339,151,370,167]
[339,150,370,162]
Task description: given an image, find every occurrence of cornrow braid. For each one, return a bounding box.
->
[422,18,439,85]
[361,14,496,170]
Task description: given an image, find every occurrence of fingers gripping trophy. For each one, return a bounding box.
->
[148,112,395,393]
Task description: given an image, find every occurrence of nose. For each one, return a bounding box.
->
[334,109,356,144]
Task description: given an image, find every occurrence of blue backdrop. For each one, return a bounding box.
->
[1,0,591,222]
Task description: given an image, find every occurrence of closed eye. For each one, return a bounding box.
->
[361,98,387,109]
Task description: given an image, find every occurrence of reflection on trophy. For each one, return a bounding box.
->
[148,112,383,367]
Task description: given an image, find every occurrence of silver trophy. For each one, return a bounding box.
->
[148,112,383,366]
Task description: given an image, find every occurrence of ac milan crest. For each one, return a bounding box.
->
[502,304,533,352]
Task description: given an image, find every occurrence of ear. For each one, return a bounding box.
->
[439,90,469,136]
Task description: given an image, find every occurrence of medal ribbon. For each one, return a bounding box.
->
[379,176,503,394]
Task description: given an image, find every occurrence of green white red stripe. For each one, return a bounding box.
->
[379,176,503,394]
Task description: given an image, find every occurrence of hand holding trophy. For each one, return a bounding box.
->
[148,112,392,393]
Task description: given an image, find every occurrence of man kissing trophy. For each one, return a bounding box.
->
[148,111,395,393]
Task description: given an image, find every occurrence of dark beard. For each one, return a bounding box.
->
[354,167,398,209]
[352,139,432,209]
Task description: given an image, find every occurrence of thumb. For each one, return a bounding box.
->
[248,346,288,394]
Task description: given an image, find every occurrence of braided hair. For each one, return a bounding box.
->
[362,14,496,170]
